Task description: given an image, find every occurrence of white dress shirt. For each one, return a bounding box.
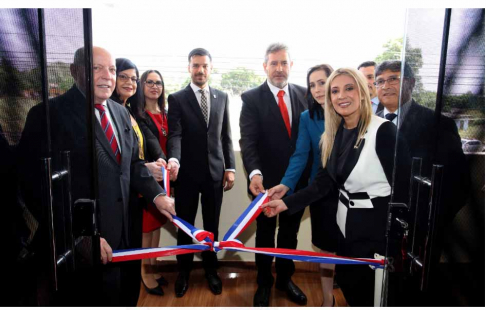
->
[190,82,211,124]
[371,96,380,114]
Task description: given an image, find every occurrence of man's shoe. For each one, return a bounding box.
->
[276,279,307,305]
[253,286,271,307]
[174,272,189,297]
[205,270,222,295]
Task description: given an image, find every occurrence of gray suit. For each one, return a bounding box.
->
[19,86,165,306]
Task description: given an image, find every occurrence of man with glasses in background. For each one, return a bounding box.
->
[375,60,469,305]
[167,48,236,298]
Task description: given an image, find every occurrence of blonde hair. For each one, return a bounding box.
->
[320,68,372,168]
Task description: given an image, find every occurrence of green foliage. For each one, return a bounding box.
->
[220,67,264,96]
[375,37,424,92]
[375,38,403,63]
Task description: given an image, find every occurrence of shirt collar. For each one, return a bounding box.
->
[190,82,209,94]
[267,80,290,98]
[384,98,412,117]
[371,96,379,105]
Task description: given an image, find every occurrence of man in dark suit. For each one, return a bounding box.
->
[375,60,469,305]
[166,48,236,298]
[18,47,175,306]
[375,60,468,218]
[239,43,310,306]
[358,61,383,114]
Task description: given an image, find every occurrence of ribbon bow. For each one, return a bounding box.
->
[113,168,384,268]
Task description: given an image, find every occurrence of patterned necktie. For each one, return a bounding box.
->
[386,113,397,122]
[95,104,121,164]
[277,90,291,138]
[199,89,208,125]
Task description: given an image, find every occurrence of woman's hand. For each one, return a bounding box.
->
[260,199,288,217]
[267,184,290,201]
[145,162,163,182]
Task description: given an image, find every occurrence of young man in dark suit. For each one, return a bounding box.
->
[239,43,310,307]
[167,48,236,298]
[18,47,175,306]
[358,60,383,114]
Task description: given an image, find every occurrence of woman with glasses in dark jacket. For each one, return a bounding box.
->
[111,59,167,297]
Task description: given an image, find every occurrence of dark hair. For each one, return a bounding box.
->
[375,60,414,79]
[306,64,334,120]
[188,48,212,62]
[110,58,140,105]
[357,61,376,70]
[133,70,166,119]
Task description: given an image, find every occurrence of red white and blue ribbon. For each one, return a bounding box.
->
[112,173,385,268]
[222,191,268,244]
[161,166,170,197]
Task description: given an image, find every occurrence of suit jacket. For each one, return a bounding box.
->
[281,110,323,194]
[377,100,468,220]
[283,116,400,257]
[239,82,310,191]
[18,86,164,250]
[167,84,235,183]
[127,107,165,163]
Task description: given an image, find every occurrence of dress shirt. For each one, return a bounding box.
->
[383,99,412,127]
[266,80,292,126]
[249,81,293,182]
[190,82,211,123]
[371,96,379,114]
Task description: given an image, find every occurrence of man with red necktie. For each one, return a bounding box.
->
[239,43,311,307]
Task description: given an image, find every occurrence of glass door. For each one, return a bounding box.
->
[0,8,100,306]
[384,8,484,307]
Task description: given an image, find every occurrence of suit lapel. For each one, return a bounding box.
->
[327,120,366,185]
[288,84,304,140]
[263,82,290,139]
[341,132,365,183]
[184,85,207,129]
[95,100,124,165]
[208,87,219,129]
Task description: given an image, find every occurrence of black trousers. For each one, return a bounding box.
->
[175,170,223,272]
[255,207,305,286]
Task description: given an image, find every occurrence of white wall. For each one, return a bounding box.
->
[158,151,316,261]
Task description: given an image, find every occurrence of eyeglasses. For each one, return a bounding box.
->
[118,74,138,83]
[374,76,400,88]
[145,80,163,88]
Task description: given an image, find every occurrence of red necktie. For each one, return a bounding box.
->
[95,104,121,164]
[277,90,291,138]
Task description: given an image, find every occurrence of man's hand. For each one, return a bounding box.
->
[267,184,290,201]
[249,174,265,197]
[154,194,176,221]
[100,237,113,265]
[166,161,179,181]
[223,171,235,192]
[145,162,163,182]
[261,199,288,217]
